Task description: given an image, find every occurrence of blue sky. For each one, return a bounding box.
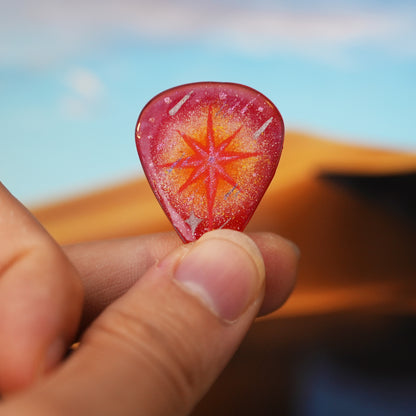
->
[1,0,415,205]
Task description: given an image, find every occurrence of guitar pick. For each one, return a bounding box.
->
[135,82,284,243]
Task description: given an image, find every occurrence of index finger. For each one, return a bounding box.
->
[64,231,299,328]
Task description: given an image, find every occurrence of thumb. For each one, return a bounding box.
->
[5,230,267,416]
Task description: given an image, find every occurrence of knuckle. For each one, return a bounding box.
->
[35,241,83,302]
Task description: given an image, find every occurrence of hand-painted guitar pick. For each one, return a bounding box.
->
[135,82,284,243]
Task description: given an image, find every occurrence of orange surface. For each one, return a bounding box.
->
[32,131,416,318]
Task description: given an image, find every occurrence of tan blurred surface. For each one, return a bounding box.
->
[31,131,416,415]
[32,130,416,318]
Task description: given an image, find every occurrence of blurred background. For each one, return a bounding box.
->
[1,0,416,414]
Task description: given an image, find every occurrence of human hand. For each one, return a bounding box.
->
[0,182,299,415]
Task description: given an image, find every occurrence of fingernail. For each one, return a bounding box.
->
[174,230,265,322]
[287,240,301,259]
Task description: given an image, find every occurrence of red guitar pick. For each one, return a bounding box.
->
[135,82,284,243]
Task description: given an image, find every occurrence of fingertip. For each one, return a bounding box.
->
[174,229,266,322]
[199,229,266,280]
[249,232,300,316]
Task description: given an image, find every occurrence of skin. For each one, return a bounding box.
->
[0,182,299,415]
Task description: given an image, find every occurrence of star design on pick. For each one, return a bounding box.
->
[185,211,203,235]
[163,105,260,228]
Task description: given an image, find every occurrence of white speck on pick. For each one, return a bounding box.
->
[185,211,203,235]
[169,91,193,116]
[253,117,273,140]
[241,97,256,114]
[219,218,232,229]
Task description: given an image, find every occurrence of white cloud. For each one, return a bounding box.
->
[66,68,104,100]
[1,0,415,66]
[214,8,410,64]
[60,67,104,118]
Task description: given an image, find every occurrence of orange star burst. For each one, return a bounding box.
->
[162,106,259,228]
